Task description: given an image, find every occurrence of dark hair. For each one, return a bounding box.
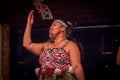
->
[65,21,73,39]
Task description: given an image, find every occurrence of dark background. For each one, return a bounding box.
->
[0,0,120,80]
[1,0,120,27]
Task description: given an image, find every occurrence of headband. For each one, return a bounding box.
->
[54,20,68,27]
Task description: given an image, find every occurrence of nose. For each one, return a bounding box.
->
[49,25,54,30]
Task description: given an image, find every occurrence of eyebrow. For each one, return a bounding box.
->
[53,22,62,26]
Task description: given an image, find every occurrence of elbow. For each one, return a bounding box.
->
[23,42,27,48]
[23,44,31,51]
[72,64,85,80]
[72,64,81,71]
[23,38,32,48]
[72,65,78,71]
[23,40,26,48]
[23,43,27,48]
[23,42,31,49]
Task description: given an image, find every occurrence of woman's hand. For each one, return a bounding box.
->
[27,10,34,26]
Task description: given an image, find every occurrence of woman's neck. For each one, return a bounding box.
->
[54,36,66,43]
[53,37,66,48]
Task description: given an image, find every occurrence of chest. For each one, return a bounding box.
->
[40,48,69,59]
[39,48,71,68]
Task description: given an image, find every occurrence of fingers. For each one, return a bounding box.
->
[29,10,34,18]
[30,10,34,15]
[27,10,35,24]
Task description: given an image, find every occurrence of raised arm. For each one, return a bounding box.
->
[69,41,85,80]
[23,10,44,55]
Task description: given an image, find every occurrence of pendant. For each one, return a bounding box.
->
[49,48,54,53]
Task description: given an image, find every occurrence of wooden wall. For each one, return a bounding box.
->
[0,24,2,80]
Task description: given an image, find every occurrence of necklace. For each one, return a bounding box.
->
[53,38,66,48]
[49,38,66,53]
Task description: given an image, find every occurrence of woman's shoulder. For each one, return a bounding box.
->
[43,41,53,49]
[67,40,78,47]
[68,39,77,44]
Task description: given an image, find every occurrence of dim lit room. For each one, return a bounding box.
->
[0,0,120,80]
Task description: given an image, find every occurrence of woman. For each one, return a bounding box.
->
[23,10,85,80]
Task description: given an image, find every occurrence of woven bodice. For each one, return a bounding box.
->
[39,47,71,71]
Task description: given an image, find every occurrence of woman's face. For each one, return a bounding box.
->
[49,21,63,39]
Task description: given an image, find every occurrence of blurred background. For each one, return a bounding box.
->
[0,0,120,80]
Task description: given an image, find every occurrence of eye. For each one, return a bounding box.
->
[52,23,56,26]
[53,23,56,26]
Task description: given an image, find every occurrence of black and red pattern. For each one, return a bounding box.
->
[39,48,71,72]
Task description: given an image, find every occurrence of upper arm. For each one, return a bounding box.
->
[68,41,85,80]
[68,41,82,67]
[24,42,45,55]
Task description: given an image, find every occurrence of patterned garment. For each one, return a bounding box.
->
[37,41,76,80]
[40,48,71,71]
